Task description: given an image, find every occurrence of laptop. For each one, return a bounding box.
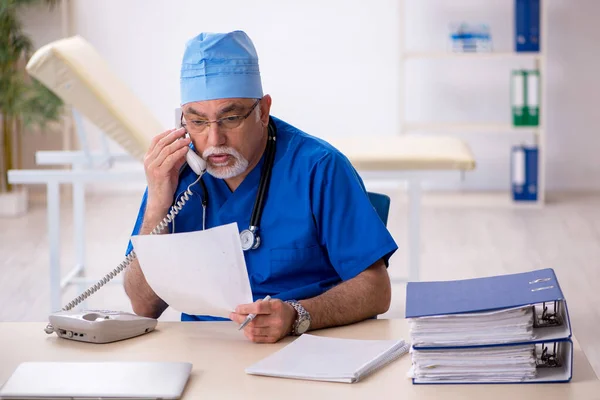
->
[0,361,192,399]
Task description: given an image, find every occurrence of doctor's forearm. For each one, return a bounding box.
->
[124,258,168,318]
[299,260,391,331]
[123,207,169,319]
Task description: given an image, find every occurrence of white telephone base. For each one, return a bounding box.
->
[48,310,157,344]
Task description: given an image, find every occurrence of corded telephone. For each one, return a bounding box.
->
[46,112,207,344]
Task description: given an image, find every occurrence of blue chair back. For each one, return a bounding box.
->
[366,191,391,321]
[367,192,391,226]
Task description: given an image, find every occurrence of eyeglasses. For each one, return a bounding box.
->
[181,99,261,134]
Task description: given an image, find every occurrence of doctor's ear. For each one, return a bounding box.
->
[259,95,272,126]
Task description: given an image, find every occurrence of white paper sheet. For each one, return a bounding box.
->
[130,223,253,318]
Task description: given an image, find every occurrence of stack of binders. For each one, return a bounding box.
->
[406,268,573,384]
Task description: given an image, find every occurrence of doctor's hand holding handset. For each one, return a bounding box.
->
[142,126,205,227]
[45,119,207,344]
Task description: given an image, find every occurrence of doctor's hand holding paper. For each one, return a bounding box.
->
[123,31,398,343]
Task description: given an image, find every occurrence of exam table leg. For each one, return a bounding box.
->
[73,179,87,306]
[47,182,61,312]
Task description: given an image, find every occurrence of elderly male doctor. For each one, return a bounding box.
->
[124,31,398,343]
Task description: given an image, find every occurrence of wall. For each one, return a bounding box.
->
[17,3,66,199]
[62,0,600,191]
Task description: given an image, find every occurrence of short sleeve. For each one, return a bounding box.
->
[311,152,398,281]
[125,188,149,256]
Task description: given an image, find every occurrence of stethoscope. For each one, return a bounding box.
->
[197,118,277,251]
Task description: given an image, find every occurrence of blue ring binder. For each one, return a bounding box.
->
[406,268,573,384]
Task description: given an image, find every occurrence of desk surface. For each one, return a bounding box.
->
[0,319,597,400]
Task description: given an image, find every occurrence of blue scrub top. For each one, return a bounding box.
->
[126,116,398,321]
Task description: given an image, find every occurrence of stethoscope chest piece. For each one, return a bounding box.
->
[240,227,261,251]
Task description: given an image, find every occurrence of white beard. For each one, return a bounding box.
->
[202,146,249,179]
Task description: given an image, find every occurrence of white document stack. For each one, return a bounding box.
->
[246,334,409,383]
[410,345,537,383]
[408,306,538,383]
[409,306,535,347]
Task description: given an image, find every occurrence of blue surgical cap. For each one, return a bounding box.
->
[180,31,263,105]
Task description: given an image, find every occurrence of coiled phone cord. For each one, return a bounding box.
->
[44,175,202,334]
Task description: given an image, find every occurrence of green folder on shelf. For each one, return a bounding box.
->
[526,70,540,126]
[511,70,526,126]
[511,69,540,127]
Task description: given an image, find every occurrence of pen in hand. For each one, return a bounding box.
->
[238,295,271,330]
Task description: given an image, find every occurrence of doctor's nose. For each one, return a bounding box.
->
[206,123,227,147]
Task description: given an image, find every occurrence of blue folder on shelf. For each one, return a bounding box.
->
[515,0,541,52]
[511,145,539,202]
[406,269,573,384]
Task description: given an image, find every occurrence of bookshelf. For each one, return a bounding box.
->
[398,1,547,206]
[403,122,539,134]
[403,51,543,60]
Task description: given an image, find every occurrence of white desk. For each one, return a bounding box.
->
[0,319,596,399]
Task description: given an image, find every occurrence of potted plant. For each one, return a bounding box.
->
[0,0,63,216]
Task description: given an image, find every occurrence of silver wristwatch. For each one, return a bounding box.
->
[285,300,311,336]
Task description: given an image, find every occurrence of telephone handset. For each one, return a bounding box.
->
[182,106,206,175]
[45,111,206,343]
[185,147,206,175]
